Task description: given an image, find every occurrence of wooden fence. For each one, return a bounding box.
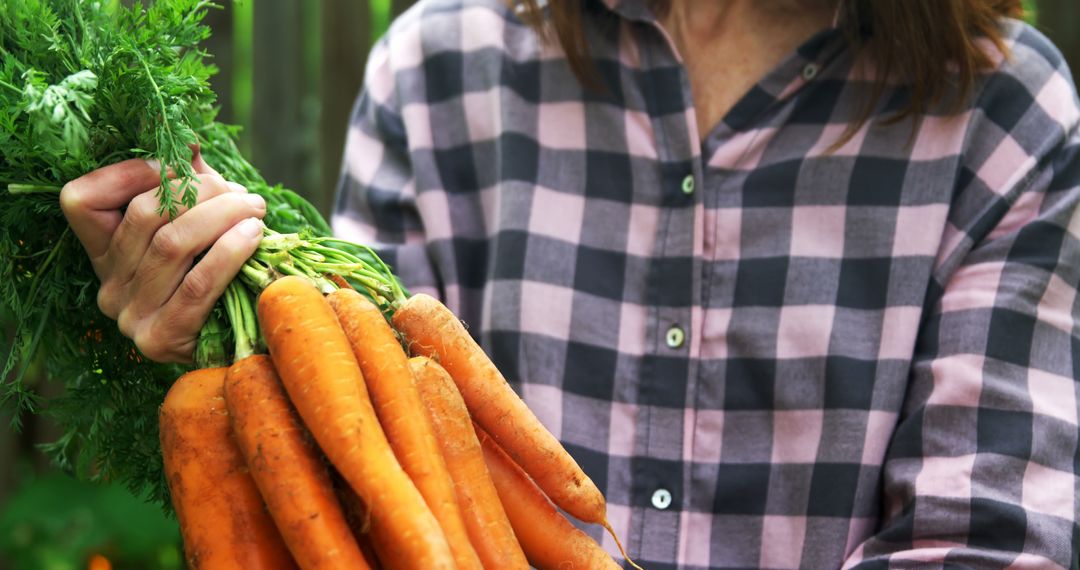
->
[202,0,417,219]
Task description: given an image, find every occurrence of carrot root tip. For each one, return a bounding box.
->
[602,519,644,570]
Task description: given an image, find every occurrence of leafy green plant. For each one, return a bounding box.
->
[0,0,402,509]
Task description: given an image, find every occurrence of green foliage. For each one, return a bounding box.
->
[0,0,334,509]
[22,69,98,162]
[370,0,393,42]
[0,472,182,569]
[1023,0,1038,24]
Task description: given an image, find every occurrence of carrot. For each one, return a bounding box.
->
[476,426,622,570]
[257,276,453,569]
[328,288,482,570]
[335,483,384,570]
[391,294,606,524]
[409,356,529,569]
[224,354,371,570]
[159,367,296,570]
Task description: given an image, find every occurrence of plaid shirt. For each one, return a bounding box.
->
[332,1,1080,567]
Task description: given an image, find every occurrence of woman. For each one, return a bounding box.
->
[60,0,1079,567]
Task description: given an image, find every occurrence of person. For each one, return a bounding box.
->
[59,0,1080,567]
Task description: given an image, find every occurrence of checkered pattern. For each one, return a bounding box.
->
[332,1,1080,567]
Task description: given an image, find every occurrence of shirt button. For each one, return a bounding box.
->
[802,63,819,80]
[651,488,673,510]
[665,325,685,349]
[681,174,695,195]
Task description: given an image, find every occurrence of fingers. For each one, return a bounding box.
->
[134,218,265,363]
[127,191,266,312]
[111,190,265,343]
[60,158,162,258]
[65,153,264,364]
[191,146,220,176]
[96,172,238,292]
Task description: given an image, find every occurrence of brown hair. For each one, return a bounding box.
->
[511,0,1024,130]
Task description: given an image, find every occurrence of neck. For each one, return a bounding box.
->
[661,0,836,43]
[655,0,840,141]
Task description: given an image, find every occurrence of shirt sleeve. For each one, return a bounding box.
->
[844,31,1080,568]
[331,36,444,301]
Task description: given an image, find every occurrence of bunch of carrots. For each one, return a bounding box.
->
[159,273,641,569]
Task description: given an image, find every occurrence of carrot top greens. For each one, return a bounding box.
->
[0,0,403,508]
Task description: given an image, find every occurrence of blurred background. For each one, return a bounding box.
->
[0,0,1074,568]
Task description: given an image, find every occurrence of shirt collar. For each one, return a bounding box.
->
[593,0,847,76]
[596,0,656,24]
[596,0,845,31]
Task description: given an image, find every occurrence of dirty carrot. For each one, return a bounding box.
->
[258,276,453,569]
[159,367,296,570]
[224,354,371,570]
[476,426,625,570]
[409,356,529,569]
[335,483,384,570]
[329,288,482,570]
[392,293,606,524]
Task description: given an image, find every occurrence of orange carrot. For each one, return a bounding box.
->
[257,276,453,569]
[335,484,384,570]
[328,288,482,570]
[409,356,529,569]
[224,354,371,570]
[392,293,606,524]
[159,367,296,570]
[476,426,622,570]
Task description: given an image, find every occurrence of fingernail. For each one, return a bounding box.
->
[145,159,161,172]
[226,181,247,193]
[238,217,263,238]
[243,193,265,211]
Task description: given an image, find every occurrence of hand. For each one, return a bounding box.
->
[59,152,266,363]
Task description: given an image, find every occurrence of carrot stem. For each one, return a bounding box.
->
[253,249,291,267]
[7,183,62,194]
[315,238,407,305]
[193,310,227,368]
[223,281,258,360]
[241,259,274,290]
[233,228,403,313]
